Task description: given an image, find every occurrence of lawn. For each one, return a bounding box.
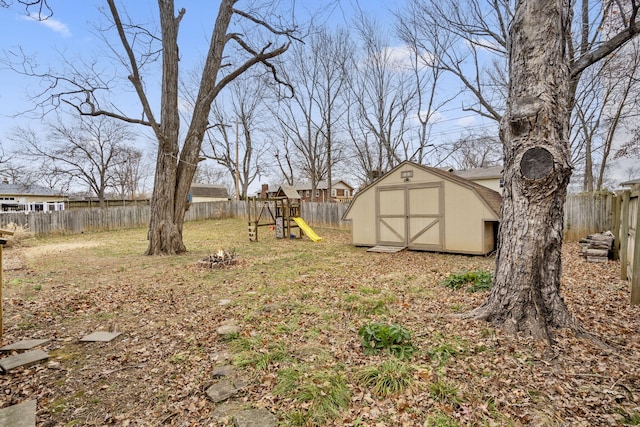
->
[0,218,638,426]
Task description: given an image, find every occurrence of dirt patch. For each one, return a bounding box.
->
[21,242,102,259]
[3,242,102,271]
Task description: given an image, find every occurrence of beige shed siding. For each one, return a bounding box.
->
[348,186,377,246]
[443,183,495,253]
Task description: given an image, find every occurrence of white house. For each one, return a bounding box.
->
[0,183,67,212]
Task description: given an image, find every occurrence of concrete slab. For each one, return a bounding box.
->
[211,365,234,378]
[0,400,36,427]
[79,331,122,342]
[0,339,50,352]
[234,409,277,427]
[0,349,49,373]
[206,379,238,403]
[367,245,406,253]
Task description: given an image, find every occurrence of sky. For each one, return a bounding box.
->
[12,1,624,195]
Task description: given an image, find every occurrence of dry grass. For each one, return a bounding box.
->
[0,218,638,426]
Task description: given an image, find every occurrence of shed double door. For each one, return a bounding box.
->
[376,183,443,250]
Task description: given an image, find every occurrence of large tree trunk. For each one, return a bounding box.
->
[146,0,184,255]
[146,144,185,255]
[472,0,575,339]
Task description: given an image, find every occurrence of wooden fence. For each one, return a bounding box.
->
[0,200,348,236]
[564,192,615,241]
[563,188,640,305]
[301,202,350,229]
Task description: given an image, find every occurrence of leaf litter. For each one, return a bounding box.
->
[0,219,638,426]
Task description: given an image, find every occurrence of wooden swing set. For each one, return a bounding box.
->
[247,186,302,242]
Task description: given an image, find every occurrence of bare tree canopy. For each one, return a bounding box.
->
[202,74,270,200]
[11,115,136,207]
[5,0,300,254]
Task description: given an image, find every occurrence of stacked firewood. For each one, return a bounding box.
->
[578,231,614,263]
[197,248,237,268]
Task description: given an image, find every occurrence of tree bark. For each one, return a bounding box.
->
[472,0,575,340]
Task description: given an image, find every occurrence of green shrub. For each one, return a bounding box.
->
[358,322,415,360]
[441,270,493,292]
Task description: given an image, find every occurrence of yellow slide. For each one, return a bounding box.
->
[293,217,322,242]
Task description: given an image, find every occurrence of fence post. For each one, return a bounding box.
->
[632,193,640,305]
[621,190,631,280]
[612,194,621,261]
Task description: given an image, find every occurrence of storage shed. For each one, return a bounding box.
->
[342,161,502,255]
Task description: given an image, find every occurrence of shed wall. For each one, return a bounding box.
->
[442,183,498,253]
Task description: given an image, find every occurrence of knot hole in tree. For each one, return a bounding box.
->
[520,147,554,180]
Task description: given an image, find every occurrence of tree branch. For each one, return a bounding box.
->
[571,5,640,78]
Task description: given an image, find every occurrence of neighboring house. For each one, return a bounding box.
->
[451,165,503,193]
[620,179,640,188]
[258,180,355,203]
[342,161,502,255]
[188,184,230,203]
[0,183,67,212]
[295,180,354,203]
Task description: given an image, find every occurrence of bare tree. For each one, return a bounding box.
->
[471,0,640,340]
[448,132,502,170]
[271,29,332,200]
[403,0,510,122]
[12,115,135,207]
[401,0,640,192]
[192,162,230,187]
[6,0,297,254]
[311,27,351,201]
[273,131,296,186]
[202,75,269,200]
[345,15,415,178]
[111,146,145,200]
[395,2,463,164]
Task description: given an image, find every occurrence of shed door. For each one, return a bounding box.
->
[376,187,407,246]
[376,183,443,249]
[407,184,443,250]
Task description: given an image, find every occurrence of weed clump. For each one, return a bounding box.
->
[275,367,350,425]
[356,359,415,397]
[358,322,415,360]
[441,270,493,292]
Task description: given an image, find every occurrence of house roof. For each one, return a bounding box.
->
[276,185,301,199]
[295,180,354,191]
[451,165,503,180]
[620,178,640,188]
[344,161,502,219]
[189,184,229,199]
[0,183,64,197]
[261,180,354,195]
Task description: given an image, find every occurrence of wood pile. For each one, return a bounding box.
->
[578,231,614,263]
[197,248,237,269]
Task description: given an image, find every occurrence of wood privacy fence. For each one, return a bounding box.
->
[562,188,640,305]
[564,192,615,241]
[0,200,348,236]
